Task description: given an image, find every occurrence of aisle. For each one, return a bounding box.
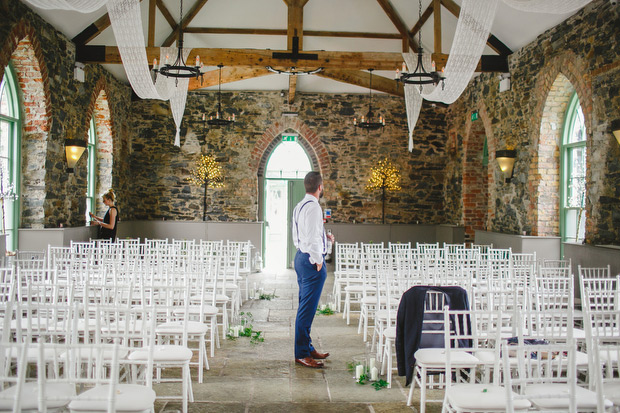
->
[156,269,441,412]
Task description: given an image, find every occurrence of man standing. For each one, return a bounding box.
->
[292,171,335,368]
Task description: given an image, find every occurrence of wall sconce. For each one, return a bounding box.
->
[612,119,620,145]
[65,139,87,173]
[496,149,516,183]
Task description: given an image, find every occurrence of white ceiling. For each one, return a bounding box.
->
[24,0,581,94]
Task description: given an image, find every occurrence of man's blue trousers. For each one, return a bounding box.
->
[294,250,327,359]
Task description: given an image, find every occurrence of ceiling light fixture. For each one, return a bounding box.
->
[396,0,445,91]
[354,69,385,131]
[266,66,324,76]
[204,65,236,127]
[151,0,205,85]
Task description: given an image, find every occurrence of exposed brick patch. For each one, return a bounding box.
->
[252,117,331,177]
[8,30,50,228]
[84,78,115,215]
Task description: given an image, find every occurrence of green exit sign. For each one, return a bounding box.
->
[471,111,479,121]
[282,134,297,142]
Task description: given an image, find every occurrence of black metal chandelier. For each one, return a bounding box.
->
[354,69,385,131]
[204,65,235,127]
[397,0,445,90]
[152,0,204,84]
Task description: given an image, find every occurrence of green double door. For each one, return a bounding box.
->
[286,180,306,268]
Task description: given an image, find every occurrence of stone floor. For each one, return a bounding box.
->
[154,269,444,413]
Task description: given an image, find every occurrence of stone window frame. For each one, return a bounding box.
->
[560,92,587,243]
[85,116,97,222]
[0,64,20,251]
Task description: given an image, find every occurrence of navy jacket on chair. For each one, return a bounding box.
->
[395,286,470,386]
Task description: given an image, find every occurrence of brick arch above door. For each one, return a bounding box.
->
[251,117,331,178]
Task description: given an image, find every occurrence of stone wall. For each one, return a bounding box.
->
[127,92,448,224]
[0,0,133,229]
[444,0,620,245]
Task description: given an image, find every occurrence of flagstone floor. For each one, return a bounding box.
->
[154,268,443,413]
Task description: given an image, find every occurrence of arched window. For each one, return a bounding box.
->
[561,93,587,243]
[265,141,312,179]
[0,66,21,251]
[85,117,97,222]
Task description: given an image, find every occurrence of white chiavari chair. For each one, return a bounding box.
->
[357,243,384,341]
[337,243,364,322]
[592,336,620,411]
[128,283,194,413]
[502,338,603,412]
[441,308,522,413]
[406,290,448,412]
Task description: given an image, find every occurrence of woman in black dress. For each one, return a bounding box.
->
[89,189,119,241]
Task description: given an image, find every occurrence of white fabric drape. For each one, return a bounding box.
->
[402,0,592,151]
[24,0,190,147]
[23,0,106,12]
[501,0,592,14]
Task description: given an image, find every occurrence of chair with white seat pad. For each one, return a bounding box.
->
[129,283,194,413]
[441,308,529,413]
[502,338,609,413]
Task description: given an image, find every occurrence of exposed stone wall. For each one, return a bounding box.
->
[127,93,448,224]
[445,0,620,245]
[0,0,134,229]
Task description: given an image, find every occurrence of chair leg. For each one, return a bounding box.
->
[420,367,427,413]
[407,374,415,406]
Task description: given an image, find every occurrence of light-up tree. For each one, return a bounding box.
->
[188,154,224,221]
[366,158,401,224]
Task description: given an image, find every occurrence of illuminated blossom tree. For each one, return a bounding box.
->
[188,154,224,221]
[366,158,402,224]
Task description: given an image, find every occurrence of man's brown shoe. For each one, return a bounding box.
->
[310,350,330,359]
[295,357,324,368]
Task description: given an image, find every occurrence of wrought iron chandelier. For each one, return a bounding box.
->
[397,0,445,90]
[265,66,324,76]
[152,0,205,84]
[354,69,385,131]
[204,65,236,127]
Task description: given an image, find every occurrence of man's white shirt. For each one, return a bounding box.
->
[292,194,327,265]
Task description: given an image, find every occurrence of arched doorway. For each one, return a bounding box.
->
[263,137,312,270]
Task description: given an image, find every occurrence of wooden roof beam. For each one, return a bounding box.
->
[411,2,434,37]
[188,66,272,91]
[283,0,309,50]
[72,0,145,45]
[288,75,297,103]
[440,0,512,56]
[148,0,156,47]
[156,0,176,29]
[433,0,441,53]
[185,27,401,39]
[76,46,508,72]
[375,0,419,52]
[316,69,404,97]
[162,0,210,47]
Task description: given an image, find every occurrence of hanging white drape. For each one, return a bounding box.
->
[23,0,106,12]
[402,0,592,151]
[24,0,191,147]
[501,0,592,14]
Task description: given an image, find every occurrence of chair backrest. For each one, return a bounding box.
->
[532,274,574,311]
[0,341,31,412]
[419,290,447,349]
[592,336,620,412]
[503,338,577,413]
[578,265,610,279]
[580,277,618,312]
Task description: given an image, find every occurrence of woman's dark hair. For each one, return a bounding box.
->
[304,172,322,193]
